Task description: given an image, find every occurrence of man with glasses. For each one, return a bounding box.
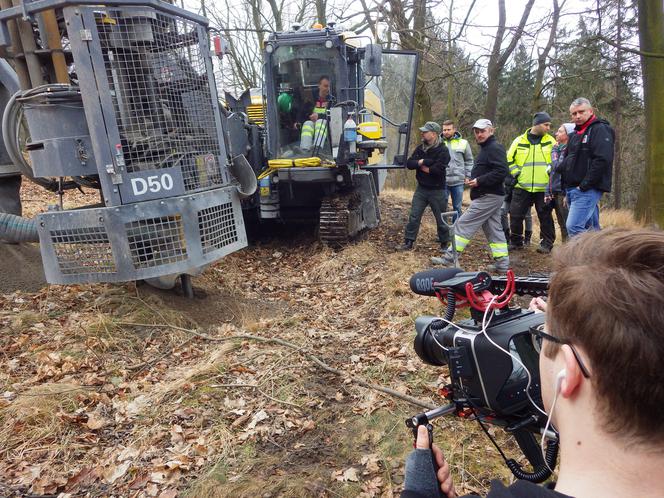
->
[402,228,664,497]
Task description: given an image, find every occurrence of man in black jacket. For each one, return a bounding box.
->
[399,122,451,251]
[561,98,614,237]
[431,119,509,274]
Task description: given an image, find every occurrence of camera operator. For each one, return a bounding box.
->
[402,228,664,498]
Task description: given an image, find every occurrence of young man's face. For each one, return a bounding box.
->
[569,103,593,126]
[319,78,330,96]
[473,127,492,143]
[442,125,455,140]
[531,122,551,136]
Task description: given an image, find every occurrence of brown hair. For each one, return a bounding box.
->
[442,120,455,127]
[547,228,664,445]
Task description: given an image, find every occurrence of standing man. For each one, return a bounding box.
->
[563,97,614,237]
[431,119,509,274]
[546,123,575,242]
[507,112,556,253]
[441,120,473,222]
[398,122,450,251]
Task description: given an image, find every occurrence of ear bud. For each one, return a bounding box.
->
[555,369,566,391]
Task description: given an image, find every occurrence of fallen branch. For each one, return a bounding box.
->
[117,321,436,410]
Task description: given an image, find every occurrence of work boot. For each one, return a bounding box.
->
[486,256,510,274]
[430,251,455,266]
[398,239,414,251]
[524,230,533,246]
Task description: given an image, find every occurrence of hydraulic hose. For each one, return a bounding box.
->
[0,212,38,242]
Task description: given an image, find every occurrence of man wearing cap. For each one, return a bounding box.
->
[431,119,509,273]
[398,121,451,251]
[562,97,614,237]
[506,112,556,253]
[546,123,575,242]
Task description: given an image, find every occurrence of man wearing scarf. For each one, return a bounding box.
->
[562,98,614,237]
[398,121,451,251]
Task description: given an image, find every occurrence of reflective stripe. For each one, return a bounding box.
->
[490,242,509,258]
[454,234,470,252]
[519,182,549,188]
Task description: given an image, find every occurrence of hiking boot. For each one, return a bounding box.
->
[486,257,510,274]
[398,239,414,251]
[536,244,552,254]
[431,251,455,266]
[508,243,525,251]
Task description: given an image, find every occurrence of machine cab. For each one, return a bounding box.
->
[263,25,419,166]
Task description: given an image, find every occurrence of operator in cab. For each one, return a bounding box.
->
[299,75,333,153]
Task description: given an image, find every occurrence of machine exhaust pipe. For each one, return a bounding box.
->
[230,154,257,199]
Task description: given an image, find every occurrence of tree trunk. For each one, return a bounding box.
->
[532,0,561,112]
[635,0,664,226]
[315,0,327,25]
[613,0,622,209]
[484,0,535,121]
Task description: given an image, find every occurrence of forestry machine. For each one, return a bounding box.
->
[226,23,419,245]
[0,0,256,295]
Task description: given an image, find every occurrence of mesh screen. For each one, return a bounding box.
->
[97,10,223,192]
[125,215,187,269]
[51,227,117,275]
[198,203,238,254]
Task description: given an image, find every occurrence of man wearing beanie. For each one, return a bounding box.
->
[398,121,451,251]
[506,112,556,253]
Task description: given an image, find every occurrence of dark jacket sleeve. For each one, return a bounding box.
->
[407,146,424,170]
[580,124,614,191]
[423,145,450,181]
[477,143,508,188]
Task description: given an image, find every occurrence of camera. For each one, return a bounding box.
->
[407,267,558,483]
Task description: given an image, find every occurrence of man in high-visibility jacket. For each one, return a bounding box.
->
[300,76,332,153]
[507,112,556,253]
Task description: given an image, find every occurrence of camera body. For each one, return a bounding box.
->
[414,308,544,419]
[408,269,557,482]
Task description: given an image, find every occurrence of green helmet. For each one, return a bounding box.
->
[277,91,293,113]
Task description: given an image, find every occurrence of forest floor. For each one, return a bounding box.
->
[0,183,637,497]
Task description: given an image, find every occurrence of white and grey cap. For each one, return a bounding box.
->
[472,118,493,130]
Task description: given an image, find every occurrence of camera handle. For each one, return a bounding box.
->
[406,403,456,498]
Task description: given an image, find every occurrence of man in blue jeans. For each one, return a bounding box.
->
[441,120,473,222]
[562,98,614,237]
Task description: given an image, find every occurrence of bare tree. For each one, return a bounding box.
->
[532,0,565,112]
[484,0,536,121]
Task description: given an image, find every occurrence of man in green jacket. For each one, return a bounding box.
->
[507,112,556,253]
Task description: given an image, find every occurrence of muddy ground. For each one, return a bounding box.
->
[1,184,555,497]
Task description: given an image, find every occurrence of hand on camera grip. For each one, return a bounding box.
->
[415,425,458,498]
